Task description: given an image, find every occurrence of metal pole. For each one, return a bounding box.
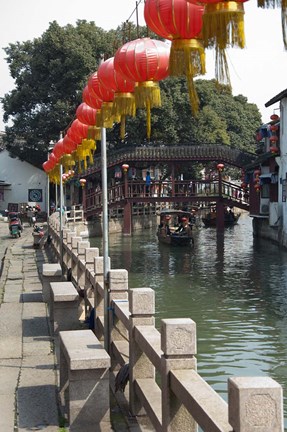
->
[59,163,64,268]
[101,127,110,352]
[47,170,50,228]
[55,184,58,211]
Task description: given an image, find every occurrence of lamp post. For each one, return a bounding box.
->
[122,163,129,198]
[122,163,132,236]
[47,140,55,228]
[101,126,110,353]
[216,163,225,232]
[79,178,87,215]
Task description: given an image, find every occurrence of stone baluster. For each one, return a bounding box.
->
[161,318,197,432]
[84,248,99,318]
[129,288,155,415]
[108,269,128,365]
[65,231,77,276]
[62,228,71,273]
[70,236,82,281]
[94,256,110,340]
[228,376,284,432]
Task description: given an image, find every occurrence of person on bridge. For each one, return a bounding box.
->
[145,171,151,196]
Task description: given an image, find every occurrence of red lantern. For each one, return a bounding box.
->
[62,134,78,154]
[98,57,136,139]
[82,85,102,110]
[217,163,224,172]
[254,183,261,192]
[88,72,116,128]
[270,146,279,154]
[52,139,64,160]
[42,160,51,173]
[114,38,170,139]
[79,178,87,188]
[122,163,130,173]
[269,135,278,143]
[270,113,280,121]
[76,103,97,126]
[68,119,89,143]
[270,124,279,132]
[144,0,205,114]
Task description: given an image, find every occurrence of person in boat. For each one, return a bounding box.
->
[175,217,191,236]
[160,216,171,237]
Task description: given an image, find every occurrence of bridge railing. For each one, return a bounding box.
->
[48,216,284,432]
[85,179,249,213]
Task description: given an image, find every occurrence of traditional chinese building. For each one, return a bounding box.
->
[246,89,287,247]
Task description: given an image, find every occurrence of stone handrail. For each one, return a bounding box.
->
[48,213,284,432]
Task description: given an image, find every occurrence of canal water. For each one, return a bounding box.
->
[90,213,287,428]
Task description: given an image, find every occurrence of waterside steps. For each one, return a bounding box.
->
[47,212,284,432]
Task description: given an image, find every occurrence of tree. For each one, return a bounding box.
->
[109,77,261,153]
[2,20,116,165]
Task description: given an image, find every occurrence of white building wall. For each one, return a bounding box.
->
[279,97,287,237]
[0,150,47,213]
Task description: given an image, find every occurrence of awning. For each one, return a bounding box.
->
[259,173,278,184]
[0,181,11,187]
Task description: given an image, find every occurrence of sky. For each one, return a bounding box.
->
[0,0,287,132]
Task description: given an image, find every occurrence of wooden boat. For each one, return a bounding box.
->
[202,208,240,227]
[157,209,194,246]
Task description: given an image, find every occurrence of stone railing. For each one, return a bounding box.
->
[48,213,284,432]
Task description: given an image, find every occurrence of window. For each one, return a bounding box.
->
[261,183,270,199]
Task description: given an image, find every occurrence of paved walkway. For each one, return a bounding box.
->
[0,220,59,432]
[0,219,154,432]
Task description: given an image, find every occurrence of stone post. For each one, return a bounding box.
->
[66,231,77,276]
[129,288,155,415]
[228,376,284,432]
[161,318,197,432]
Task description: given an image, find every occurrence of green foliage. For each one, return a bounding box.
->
[1,20,262,167]
[2,20,115,165]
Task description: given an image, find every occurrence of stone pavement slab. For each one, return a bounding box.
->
[0,303,23,359]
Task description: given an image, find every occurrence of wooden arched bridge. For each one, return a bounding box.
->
[81,144,254,233]
[85,144,256,174]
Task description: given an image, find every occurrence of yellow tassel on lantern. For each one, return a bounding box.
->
[97,102,120,128]
[61,154,76,172]
[112,92,136,140]
[82,139,96,166]
[135,81,161,139]
[88,126,101,141]
[170,39,206,77]
[169,39,206,115]
[203,1,245,86]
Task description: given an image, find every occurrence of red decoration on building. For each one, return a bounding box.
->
[270,113,280,121]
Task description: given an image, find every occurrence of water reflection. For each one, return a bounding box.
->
[90,214,287,428]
